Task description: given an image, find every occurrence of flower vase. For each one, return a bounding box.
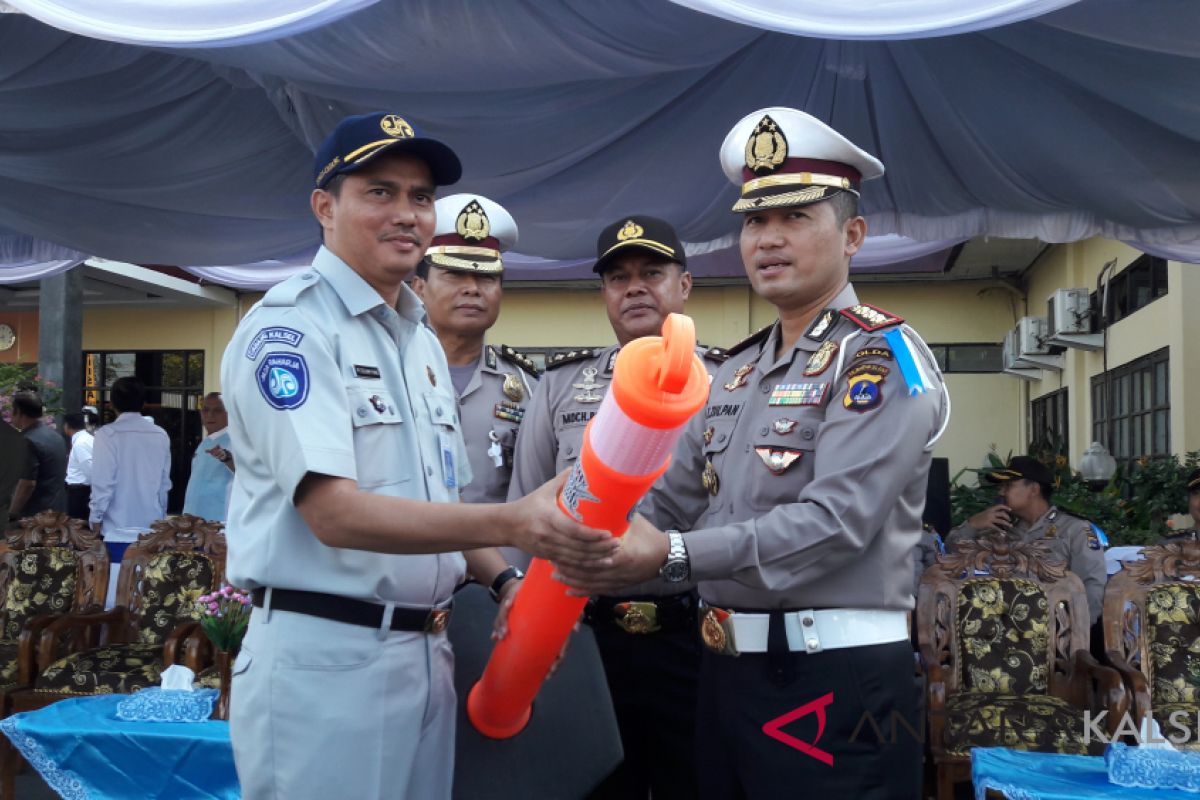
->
[213,649,233,721]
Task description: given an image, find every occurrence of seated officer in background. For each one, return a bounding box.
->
[947,455,1106,622]
[220,112,614,800]
[1158,468,1200,543]
[509,215,725,800]
[556,108,949,799]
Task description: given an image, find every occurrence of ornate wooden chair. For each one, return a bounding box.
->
[917,537,1126,800]
[1105,540,1200,749]
[9,515,225,714]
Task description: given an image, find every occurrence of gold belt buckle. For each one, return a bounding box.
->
[614,601,661,634]
[700,607,739,656]
[424,607,451,634]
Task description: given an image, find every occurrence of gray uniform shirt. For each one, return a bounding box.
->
[221,246,471,606]
[456,344,539,505]
[508,343,726,502]
[644,283,949,611]
[947,506,1106,622]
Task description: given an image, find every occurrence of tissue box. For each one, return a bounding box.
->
[1106,742,1200,793]
[115,687,219,723]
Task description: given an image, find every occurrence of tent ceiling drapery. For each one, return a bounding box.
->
[1,0,1199,282]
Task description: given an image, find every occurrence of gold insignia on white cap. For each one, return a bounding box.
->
[380,115,414,139]
[744,114,788,174]
[456,200,491,242]
[617,220,645,241]
[427,193,518,274]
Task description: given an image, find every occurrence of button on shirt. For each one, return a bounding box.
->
[89,413,172,542]
[221,246,470,606]
[644,283,950,611]
[66,429,94,486]
[182,428,233,522]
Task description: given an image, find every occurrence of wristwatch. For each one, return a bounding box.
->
[489,566,524,602]
[659,530,690,583]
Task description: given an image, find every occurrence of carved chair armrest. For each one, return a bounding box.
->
[1106,649,1152,727]
[1070,650,1129,732]
[920,651,950,756]
[36,607,132,672]
[163,622,203,668]
[16,613,68,686]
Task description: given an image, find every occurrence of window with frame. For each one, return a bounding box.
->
[1030,388,1069,454]
[1091,347,1170,468]
[1099,255,1168,326]
[927,343,1003,374]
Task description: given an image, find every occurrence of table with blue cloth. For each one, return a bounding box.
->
[0,695,239,799]
[972,747,1199,799]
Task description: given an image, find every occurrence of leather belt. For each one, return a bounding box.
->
[699,606,907,656]
[584,592,697,635]
[251,588,452,634]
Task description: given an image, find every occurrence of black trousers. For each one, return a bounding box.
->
[65,484,91,522]
[696,640,921,800]
[587,623,701,800]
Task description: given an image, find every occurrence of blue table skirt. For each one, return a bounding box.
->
[0,695,239,800]
[972,747,1199,800]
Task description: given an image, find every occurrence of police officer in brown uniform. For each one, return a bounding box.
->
[508,215,725,800]
[947,456,1107,622]
[555,108,950,799]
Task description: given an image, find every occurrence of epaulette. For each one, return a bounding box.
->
[839,303,904,333]
[497,344,541,377]
[724,325,772,359]
[546,348,599,370]
[262,270,321,308]
[701,345,729,364]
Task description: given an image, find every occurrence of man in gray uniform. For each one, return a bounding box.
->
[221,112,615,800]
[509,214,724,800]
[946,455,1106,622]
[555,107,950,799]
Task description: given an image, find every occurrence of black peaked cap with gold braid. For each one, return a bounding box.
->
[593,215,687,275]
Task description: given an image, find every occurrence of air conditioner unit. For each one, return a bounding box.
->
[1046,288,1104,350]
[1002,329,1041,380]
[1016,317,1063,371]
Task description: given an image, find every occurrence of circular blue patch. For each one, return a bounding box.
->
[845,377,881,412]
[256,351,309,410]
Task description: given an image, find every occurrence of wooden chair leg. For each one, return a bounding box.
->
[936,763,957,800]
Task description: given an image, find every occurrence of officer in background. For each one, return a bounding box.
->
[182,392,234,522]
[556,108,950,799]
[948,455,1106,621]
[1158,467,1200,543]
[220,112,615,800]
[509,215,724,800]
[414,193,623,798]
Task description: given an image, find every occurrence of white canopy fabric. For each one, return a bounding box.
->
[669,0,1081,40]
[2,0,376,47]
[0,0,1198,273]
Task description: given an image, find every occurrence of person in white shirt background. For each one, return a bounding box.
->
[89,376,172,607]
[62,412,95,521]
[182,392,234,523]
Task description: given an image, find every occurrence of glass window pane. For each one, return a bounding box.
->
[947,345,1002,372]
[930,346,948,372]
[187,352,205,387]
[1156,362,1168,405]
[1131,262,1153,309]
[104,354,135,385]
[1140,370,1152,411]
[160,353,185,388]
[1156,410,1170,454]
[1153,258,1168,299]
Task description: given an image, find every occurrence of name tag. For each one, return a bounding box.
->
[438,431,456,490]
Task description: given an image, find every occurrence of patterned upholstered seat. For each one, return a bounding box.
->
[1106,543,1200,752]
[918,537,1125,800]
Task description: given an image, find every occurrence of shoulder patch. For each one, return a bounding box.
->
[498,344,541,377]
[246,326,304,361]
[701,345,729,364]
[546,348,597,370]
[725,325,772,359]
[839,303,904,332]
[262,271,321,308]
[256,352,309,410]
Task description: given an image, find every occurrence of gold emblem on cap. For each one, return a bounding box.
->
[617,220,645,241]
[380,115,414,139]
[744,114,788,175]
[456,200,491,242]
[502,373,524,402]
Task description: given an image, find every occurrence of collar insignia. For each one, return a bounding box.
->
[744,114,788,175]
[724,363,754,391]
[805,309,837,342]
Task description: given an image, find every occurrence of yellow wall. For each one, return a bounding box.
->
[82,306,240,393]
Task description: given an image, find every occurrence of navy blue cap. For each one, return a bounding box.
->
[313,112,462,189]
[593,215,687,274]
